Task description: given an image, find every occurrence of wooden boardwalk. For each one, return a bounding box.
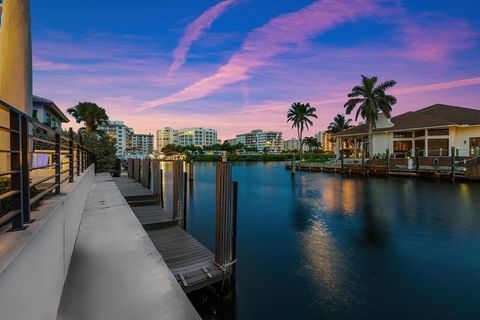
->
[113,176,228,293]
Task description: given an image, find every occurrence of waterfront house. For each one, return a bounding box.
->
[333,104,480,158]
[32,95,69,132]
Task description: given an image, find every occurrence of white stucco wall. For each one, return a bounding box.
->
[451,126,480,156]
[372,132,390,155]
[0,166,94,320]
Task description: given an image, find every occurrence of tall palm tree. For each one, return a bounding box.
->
[327,114,352,134]
[287,102,318,160]
[344,75,397,156]
[67,102,109,133]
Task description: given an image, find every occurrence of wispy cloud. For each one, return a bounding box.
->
[395,14,476,64]
[393,77,480,95]
[142,0,379,110]
[169,0,239,74]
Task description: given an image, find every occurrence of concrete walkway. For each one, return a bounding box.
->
[57,173,200,320]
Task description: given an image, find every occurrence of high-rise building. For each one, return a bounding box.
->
[314,131,323,144]
[256,131,283,152]
[157,127,178,151]
[284,138,301,151]
[235,130,283,152]
[321,131,334,152]
[97,120,132,157]
[131,133,154,155]
[176,128,218,147]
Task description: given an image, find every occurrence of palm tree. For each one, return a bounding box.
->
[327,114,352,134]
[344,75,397,156]
[287,102,318,160]
[67,102,109,133]
[303,137,318,152]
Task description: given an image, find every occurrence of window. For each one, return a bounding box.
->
[393,131,413,138]
[428,128,449,136]
[415,139,425,156]
[394,141,413,153]
[428,139,449,156]
[470,137,480,156]
[32,110,38,120]
[414,130,425,138]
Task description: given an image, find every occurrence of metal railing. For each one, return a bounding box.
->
[0,99,91,231]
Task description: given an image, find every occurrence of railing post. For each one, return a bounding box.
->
[451,147,456,181]
[68,128,74,182]
[55,131,61,194]
[10,111,24,230]
[172,160,185,223]
[415,148,420,175]
[215,161,235,273]
[76,139,80,176]
[20,115,31,224]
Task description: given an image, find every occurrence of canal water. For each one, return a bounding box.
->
[168,162,480,319]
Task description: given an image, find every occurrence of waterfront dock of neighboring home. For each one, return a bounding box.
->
[288,104,480,181]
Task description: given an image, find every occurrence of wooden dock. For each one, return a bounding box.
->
[286,162,479,181]
[113,176,229,293]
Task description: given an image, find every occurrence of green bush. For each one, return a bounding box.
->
[0,177,43,220]
[82,132,117,172]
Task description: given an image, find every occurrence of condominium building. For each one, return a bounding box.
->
[256,131,283,152]
[284,138,301,151]
[176,128,218,147]
[321,131,334,152]
[235,130,283,152]
[157,127,178,150]
[97,120,133,157]
[131,133,154,155]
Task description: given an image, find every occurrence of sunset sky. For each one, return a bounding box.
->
[31,0,480,141]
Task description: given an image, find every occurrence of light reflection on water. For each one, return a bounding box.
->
[160,161,480,320]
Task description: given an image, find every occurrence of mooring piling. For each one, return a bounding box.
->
[215,161,237,284]
[189,160,194,180]
[173,160,186,224]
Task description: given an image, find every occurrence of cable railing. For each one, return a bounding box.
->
[0,99,91,231]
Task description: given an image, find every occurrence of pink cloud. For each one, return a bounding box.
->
[142,0,379,110]
[33,56,72,71]
[396,15,476,64]
[169,0,239,74]
[393,77,480,95]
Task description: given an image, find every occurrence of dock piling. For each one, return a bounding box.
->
[189,160,194,180]
[173,160,186,224]
[386,149,390,176]
[215,161,236,280]
[183,172,188,230]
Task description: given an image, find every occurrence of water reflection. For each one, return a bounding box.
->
[167,162,480,319]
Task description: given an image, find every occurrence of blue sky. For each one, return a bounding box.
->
[28,0,480,139]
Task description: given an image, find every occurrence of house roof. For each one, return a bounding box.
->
[33,95,70,123]
[334,104,480,137]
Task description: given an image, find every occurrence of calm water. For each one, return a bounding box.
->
[167,162,480,319]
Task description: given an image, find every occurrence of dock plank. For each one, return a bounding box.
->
[113,175,230,292]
